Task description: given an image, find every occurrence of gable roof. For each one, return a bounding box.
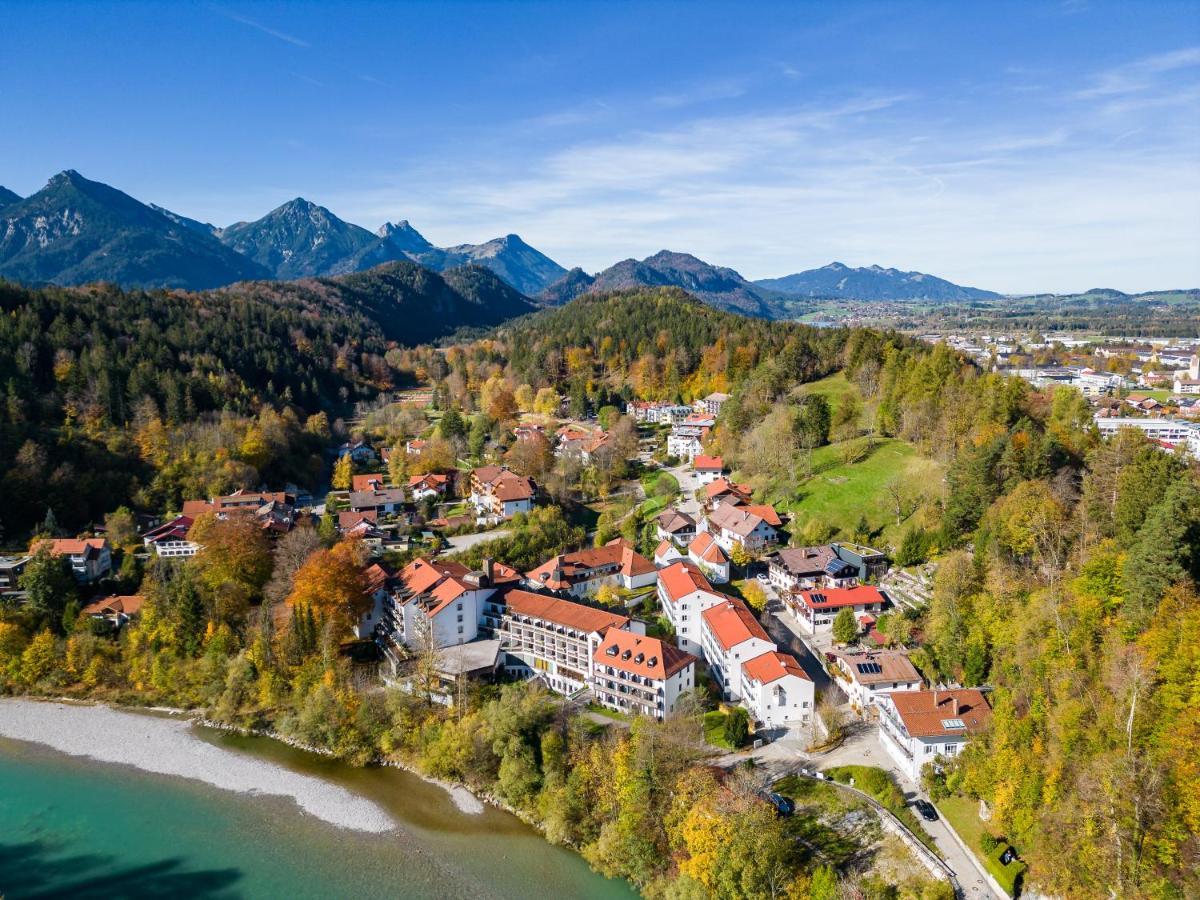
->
[797,584,885,610]
[655,509,696,534]
[708,500,775,538]
[688,531,728,566]
[886,689,991,738]
[701,597,771,650]
[770,545,836,577]
[742,650,810,685]
[81,594,144,617]
[658,559,714,601]
[142,516,194,544]
[705,478,752,502]
[504,589,630,634]
[524,538,654,589]
[34,537,109,558]
[400,557,471,595]
[594,630,696,680]
[351,473,387,493]
[693,455,724,471]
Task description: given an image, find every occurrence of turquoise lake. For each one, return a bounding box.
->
[0,728,635,899]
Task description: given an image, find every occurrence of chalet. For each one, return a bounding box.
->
[524,538,657,597]
[704,478,752,510]
[337,440,377,463]
[34,537,112,583]
[833,649,923,714]
[699,597,775,702]
[703,499,781,553]
[351,473,387,493]
[687,532,730,583]
[656,560,727,653]
[555,425,610,463]
[408,472,450,501]
[348,488,406,515]
[592,631,697,721]
[81,594,145,629]
[879,689,992,781]
[500,590,633,695]
[692,455,725,485]
[469,466,535,523]
[655,509,697,544]
[740,650,814,729]
[789,584,887,636]
[142,516,200,558]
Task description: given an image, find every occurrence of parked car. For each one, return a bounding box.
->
[914,799,938,821]
[762,791,795,818]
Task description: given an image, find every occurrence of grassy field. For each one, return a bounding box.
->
[703,710,734,749]
[770,438,943,549]
[793,371,861,417]
[938,795,1027,896]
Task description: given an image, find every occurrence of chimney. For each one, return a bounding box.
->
[483,557,494,585]
[953,694,959,716]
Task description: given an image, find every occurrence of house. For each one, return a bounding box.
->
[381,558,501,654]
[500,589,633,695]
[766,542,886,593]
[338,510,378,532]
[337,440,377,463]
[655,509,697,544]
[555,425,610,463]
[405,439,428,455]
[692,455,725,485]
[355,562,396,640]
[80,594,145,629]
[512,424,545,443]
[656,560,727,653]
[524,538,657,597]
[704,478,752,509]
[687,532,730,583]
[351,473,387,493]
[654,539,685,568]
[0,555,31,594]
[667,422,710,461]
[699,597,775,701]
[626,401,693,424]
[469,466,535,523]
[592,631,697,721]
[740,650,814,729]
[703,500,781,554]
[697,392,730,417]
[789,584,888,636]
[142,516,200,558]
[34,537,112,583]
[878,689,992,781]
[408,472,450,501]
[833,649,923,714]
[348,488,406,515]
[182,490,298,535]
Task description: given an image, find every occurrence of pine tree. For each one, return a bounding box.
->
[832,607,859,645]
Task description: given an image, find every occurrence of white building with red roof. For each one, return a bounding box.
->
[656,560,728,653]
[687,532,730,583]
[703,499,782,553]
[878,689,992,781]
[592,631,697,720]
[142,515,199,558]
[699,597,775,701]
[739,650,814,728]
[500,589,633,695]
[833,648,924,714]
[523,538,657,597]
[385,558,497,652]
[692,455,725,485]
[654,539,685,568]
[469,466,535,523]
[33,537,112,582]
[408,472,450,501]
[789,584,887,636]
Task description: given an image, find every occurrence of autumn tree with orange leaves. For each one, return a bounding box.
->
[286,539,371,632]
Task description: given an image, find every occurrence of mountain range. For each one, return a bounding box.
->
[754,261,1001,302]
[16,170,1155,320]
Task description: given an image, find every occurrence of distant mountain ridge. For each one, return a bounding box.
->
[0,186,22,209]
[541,249,775,317]
[755,261,1000,301]
[0,171,270,290]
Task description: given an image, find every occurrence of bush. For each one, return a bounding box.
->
[979,832,1000,855]
[724,707,750,747]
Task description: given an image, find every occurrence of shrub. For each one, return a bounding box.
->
[724,707,750,747]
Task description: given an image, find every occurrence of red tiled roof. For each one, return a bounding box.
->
[688,532,728,566]
[505,589,630,633]
[525,539,653,589]
[143,516,194,543]
[693,455,724,471]
[351,474,387,493]
[742,504,782,528]
[742,650,809,685]
[34,537,109,557]
[797,584,885,610]
[400,557,470,595]
[81,594,144,617]
[658,560,714,601]
[594,630,695,680]
[701,597,771,650]
[886,689,991,738]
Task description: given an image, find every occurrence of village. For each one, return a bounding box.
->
[0,382,1010,893]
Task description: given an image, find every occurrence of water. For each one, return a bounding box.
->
[0,728,635,900]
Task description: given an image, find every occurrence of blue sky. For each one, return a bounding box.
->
[2,0,1198,293]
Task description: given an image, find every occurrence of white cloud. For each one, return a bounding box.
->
[1072,46,1200,98]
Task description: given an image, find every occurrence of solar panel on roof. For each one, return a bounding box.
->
[856,662,883,675]
[810,593,826,604]
[825,559,855,576]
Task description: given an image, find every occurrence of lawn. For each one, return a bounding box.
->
[793,371,861,418]
[773,438,943,549]
[938,795,1027,897]
[703,710,734,749]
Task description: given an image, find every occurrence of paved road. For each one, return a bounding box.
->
[444,529,510,553]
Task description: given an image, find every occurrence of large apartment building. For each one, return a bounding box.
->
[591,630,696,720]
[499,590,633,695]
[699,597,775,701]
[657,560,727,653]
